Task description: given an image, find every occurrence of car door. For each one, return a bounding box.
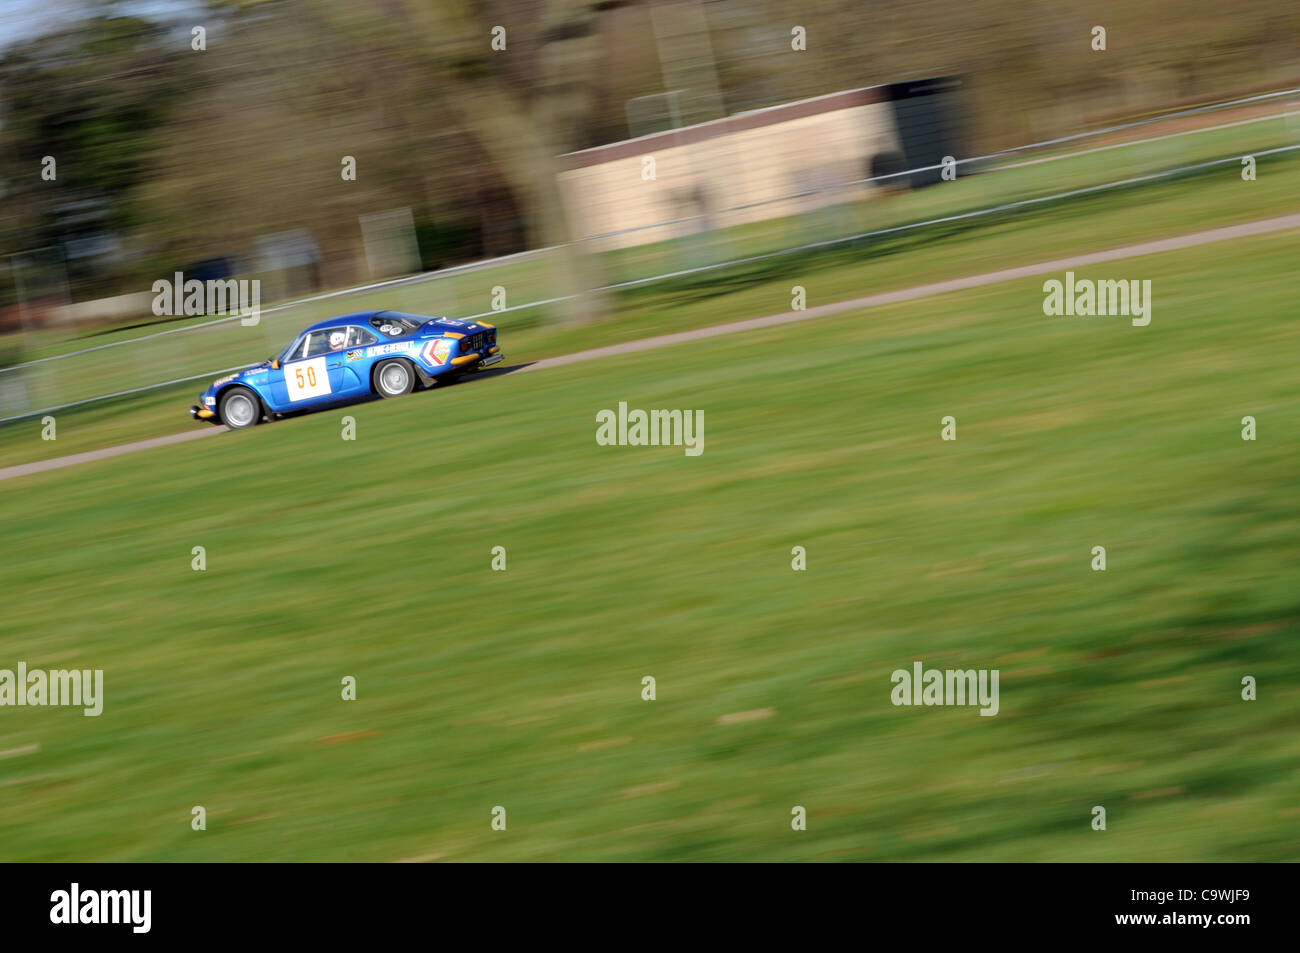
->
[263,335,302,409]
[336,326,379,396]
[282,329,343,407]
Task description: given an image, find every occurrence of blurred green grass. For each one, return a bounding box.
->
[0,228,1296,860]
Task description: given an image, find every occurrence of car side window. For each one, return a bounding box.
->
[371,315,414,336]
[304,328,348,357]
[347,326,378,347]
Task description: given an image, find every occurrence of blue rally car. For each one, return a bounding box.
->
[190,310,502,429]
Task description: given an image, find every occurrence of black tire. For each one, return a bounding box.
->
[373,358,415,398]
[219,385,261,430]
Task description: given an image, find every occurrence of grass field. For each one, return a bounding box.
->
[1,223,1296,860]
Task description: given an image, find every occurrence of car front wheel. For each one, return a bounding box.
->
[219,386,261,430]
[374,359,414,398]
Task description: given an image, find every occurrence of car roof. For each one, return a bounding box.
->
[301,310,426,333]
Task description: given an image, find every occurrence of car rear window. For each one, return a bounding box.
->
[370,313,424,336]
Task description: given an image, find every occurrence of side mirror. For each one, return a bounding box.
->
[271,359,280,370]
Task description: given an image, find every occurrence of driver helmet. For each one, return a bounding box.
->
[329,330,347,350]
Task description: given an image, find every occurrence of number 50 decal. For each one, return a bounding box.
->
[285,357,331,402]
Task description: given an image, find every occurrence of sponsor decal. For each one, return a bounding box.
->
[367,342,414,357]
[421,339,454,366]
[346,350,364,361]
[212,375,237,387]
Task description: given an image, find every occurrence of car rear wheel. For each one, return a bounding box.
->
[374,359,414,398]
[219,386,261,430]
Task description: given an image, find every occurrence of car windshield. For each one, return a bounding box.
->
[277,337,302,364]
[370,313,425,336]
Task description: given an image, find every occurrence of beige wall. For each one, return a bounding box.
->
[558,100,901,250]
